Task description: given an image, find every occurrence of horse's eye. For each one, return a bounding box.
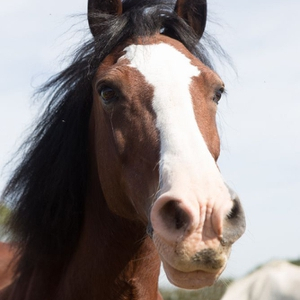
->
[213,88,224,105]
[98,86,118,104]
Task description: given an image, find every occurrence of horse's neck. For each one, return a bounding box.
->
[62,185,162,300]
[0,186,162,300]
[0,237,162,300]
[0,243,16,290]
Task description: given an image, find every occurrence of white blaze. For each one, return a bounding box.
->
[120,43,230,219]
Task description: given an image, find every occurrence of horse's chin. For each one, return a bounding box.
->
[153,231,229,289]
[162,260,223,289]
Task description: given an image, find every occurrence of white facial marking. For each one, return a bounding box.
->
[120,43,231,221]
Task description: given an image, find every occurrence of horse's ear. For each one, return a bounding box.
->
[174,0,207,39]
[88,0,122,36]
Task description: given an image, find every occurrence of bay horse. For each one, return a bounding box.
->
[0,243,16,290]
[0,0,246,299]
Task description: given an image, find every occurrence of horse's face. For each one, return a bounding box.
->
[90,34,245,289]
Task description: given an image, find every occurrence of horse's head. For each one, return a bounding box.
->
[88,0,245,289]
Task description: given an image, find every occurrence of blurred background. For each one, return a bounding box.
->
[0,0,299,297]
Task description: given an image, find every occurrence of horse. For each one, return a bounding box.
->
[0,243,17,290]
[221,261,300,300]
[0,0,246,299]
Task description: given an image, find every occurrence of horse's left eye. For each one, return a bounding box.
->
[213,88,224,105]
[99,86,118,104]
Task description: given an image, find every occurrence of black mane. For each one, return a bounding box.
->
[2,0,220,267]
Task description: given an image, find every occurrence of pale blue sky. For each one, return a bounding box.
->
[0,0,299,288]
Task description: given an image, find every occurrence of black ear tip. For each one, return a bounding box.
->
[88,0,123,12]
[174,0,207,40]
[88,0,123,36]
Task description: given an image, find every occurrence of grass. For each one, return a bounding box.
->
[0,203,10,225]
[0,203,11,239]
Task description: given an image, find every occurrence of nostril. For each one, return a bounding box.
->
[226,199,240,220]
[222,197,246,246]
[160,200,190,231]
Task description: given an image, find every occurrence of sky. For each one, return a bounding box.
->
[0,0,299,289]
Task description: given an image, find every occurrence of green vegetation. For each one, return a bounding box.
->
[160,279,232,300]
[0,203,10,226]
[0,203,11,239]
[290,259,300,266]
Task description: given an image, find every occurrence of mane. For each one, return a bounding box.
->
[2,0,223,269]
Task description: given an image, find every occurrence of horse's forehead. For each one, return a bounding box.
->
[117,40,201,82]
[120,42,200,81]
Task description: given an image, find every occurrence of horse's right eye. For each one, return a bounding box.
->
[98,86,118,105]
